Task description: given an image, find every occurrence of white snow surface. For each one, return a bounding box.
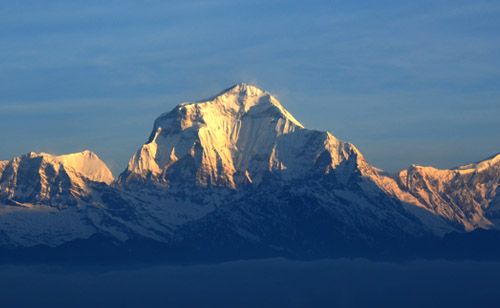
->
[55,150,114,184]
[0,203,97,247]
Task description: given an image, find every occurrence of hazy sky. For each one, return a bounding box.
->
[1,0,499,174]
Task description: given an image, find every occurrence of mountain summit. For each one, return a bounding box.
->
[0,150,113,206]
[120,83,363,189]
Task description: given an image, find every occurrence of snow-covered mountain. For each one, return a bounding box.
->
[0,151,159,247]
[115,83,454,251]
[396,154,500,231]
[0,150,113,206]
[0,83,498,259]
[119,83,365,190]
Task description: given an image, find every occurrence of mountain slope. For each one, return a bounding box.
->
[0,150,133,247]
[0,151,173,247]
[117,83,453,251]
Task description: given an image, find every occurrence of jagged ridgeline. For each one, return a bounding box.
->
[0,83,499,262]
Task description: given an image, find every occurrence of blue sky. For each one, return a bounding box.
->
[1,0,499,174]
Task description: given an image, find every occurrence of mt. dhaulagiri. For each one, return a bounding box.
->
[0,83,498,261]
[119,83,363,190]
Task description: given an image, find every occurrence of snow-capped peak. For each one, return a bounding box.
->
[194,82,303,127]
[394,153,500,230]
[54,150,114,184]
[13,150,114,185]
[120,83,358,189]
[0,150,114,206]
[152,82,303,134]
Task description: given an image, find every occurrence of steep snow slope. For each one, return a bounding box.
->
[56,151,114,184]
[0,150,113,206]
[396,154,500,230]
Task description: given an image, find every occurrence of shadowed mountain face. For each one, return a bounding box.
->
[0,83,498,260]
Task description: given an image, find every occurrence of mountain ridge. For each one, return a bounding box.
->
[0,150,113,207]
[0,83,498,261]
